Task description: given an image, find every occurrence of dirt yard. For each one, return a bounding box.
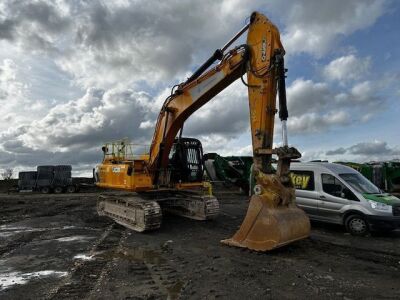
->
[0,190,399,299]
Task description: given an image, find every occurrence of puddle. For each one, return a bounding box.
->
[106,247,167,265]
[0,270,68,291]
[73,254,95,261]
[62,226,76,229]
[56,236,92,242]
[0,226,48,238]
[0,225,84,238]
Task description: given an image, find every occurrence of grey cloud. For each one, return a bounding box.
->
[0,0,389,87]
[24,87,156,149]
[288,111,350,134]
[64,0,242,86]
[326,147,347,155]
[0,19,15,40]
[325,141,400,157]
[275,0,388,56]
[184,82,249,137]
[287,79,331,117]
[0,1,70,53]
[0,86,157,170]
[348,141,399,156]
[2,140,32,154]
[1,0,262,87]
[18,1,70,33]
[323,55,371,83]
[0,147,101,170]
[283,76,390,135]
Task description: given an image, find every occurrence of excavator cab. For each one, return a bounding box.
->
[169,138,204,183]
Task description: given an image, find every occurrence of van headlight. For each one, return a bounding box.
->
[368,200,392,213]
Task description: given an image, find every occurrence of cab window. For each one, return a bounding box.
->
[289,171,315,191]
[321,173,358,201]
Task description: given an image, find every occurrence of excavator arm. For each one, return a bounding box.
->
[149,12,298,181]
[148,42,246,174]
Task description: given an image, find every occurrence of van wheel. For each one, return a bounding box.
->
[345,214,369,236]
[41,186,50,194]
[54,186,63,194]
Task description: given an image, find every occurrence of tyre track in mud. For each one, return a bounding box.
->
[0,231,47,258]
[45,224,124,299]
[307,236,400,268]
[87,234,186,299]
[44,222,185,299]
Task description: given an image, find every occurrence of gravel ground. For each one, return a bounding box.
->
[0,191,399,299]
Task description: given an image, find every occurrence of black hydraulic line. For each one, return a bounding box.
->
[179,123,184,139]
[185,21,251,85]
[185,49,224,84]
[154,110,170,185]
[275,50,288,121]
[239,45,260,88]
[221,23,250,52]
[162,110,170,140]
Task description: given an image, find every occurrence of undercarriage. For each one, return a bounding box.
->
[97,190,219,232]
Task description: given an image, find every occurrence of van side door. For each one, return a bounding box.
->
[290,170,320,217]
[318,173,356,224]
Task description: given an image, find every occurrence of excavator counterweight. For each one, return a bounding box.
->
[95,11,310,251]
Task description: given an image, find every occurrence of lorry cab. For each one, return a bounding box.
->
[290,162,400,235]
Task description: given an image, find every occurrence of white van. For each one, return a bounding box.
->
[290,162,400,235]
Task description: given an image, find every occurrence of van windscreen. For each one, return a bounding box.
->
[339,173,380,194]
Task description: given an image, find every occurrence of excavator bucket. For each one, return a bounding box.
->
[221,174,310,251]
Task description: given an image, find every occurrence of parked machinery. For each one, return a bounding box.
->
[18,171,38,191]
[204,153,253,194]
[336,161,400,193]
[17,165,77,194]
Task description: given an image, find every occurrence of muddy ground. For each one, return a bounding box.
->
[0,190,399,300]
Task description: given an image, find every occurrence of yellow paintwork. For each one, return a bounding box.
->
[246,13,282,169]
[97,159,153,191]
[221,13,310,250]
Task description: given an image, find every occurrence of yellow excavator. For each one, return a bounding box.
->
[95,11,310,251]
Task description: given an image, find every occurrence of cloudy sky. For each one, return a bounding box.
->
[0,0,399,176]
